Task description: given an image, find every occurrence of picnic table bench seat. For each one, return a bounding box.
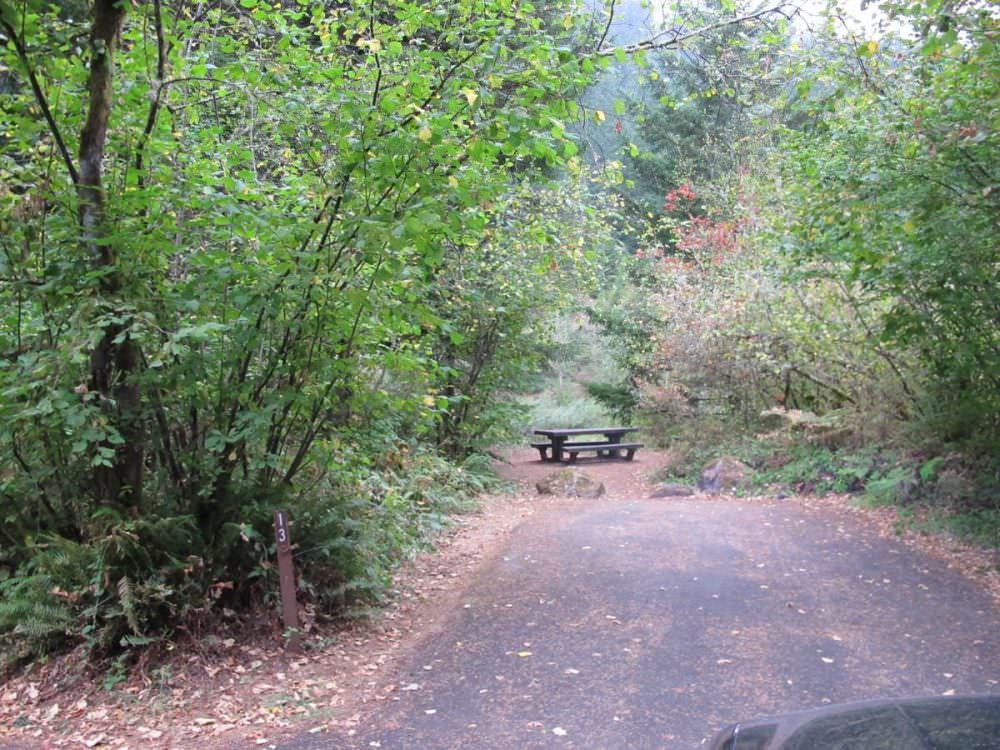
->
[564,441,644,463]
[531,440,620,461]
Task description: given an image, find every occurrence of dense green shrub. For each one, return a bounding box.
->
[0,0,597,665]
[0,441,501,666]
[774,0,1000,445]
[584,382,637,422]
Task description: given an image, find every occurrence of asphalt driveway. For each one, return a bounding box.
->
[282,495,1000,749]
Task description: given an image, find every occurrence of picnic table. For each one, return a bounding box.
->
[532,427,642,463]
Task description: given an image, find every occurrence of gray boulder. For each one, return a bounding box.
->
[536,469,605,499]
[699,456,753,494]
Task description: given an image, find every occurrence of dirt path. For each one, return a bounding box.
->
[274,449,1000,749]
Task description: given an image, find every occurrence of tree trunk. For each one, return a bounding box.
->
[79,0,144,509]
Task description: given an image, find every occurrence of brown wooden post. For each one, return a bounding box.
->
[273,510,301,651]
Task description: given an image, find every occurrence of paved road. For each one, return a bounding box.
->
[283,497,1000,749]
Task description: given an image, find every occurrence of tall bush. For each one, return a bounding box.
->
[0,0,596,660]
[774,1,999,445]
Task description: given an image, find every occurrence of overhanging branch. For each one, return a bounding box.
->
[596,3,796,57]
[597,0,617,51]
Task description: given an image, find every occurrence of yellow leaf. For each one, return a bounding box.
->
[461,88,478,106]
[867,40,878,55]
[594,110,606,123]
[418,126,432,142]
[516,651,532,657]
[448,176,459,188]
[902,219,917,235]
[422,395,436,406]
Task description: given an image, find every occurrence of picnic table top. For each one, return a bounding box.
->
[533,426,638,438]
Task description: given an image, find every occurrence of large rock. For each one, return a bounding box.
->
[649,483,696,498]
[536,469,605,499]
[699,456,753,494]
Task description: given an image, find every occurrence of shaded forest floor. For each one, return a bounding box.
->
[1,448,997,749]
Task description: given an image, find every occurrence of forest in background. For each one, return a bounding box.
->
[0,0,996,672]
[576,0,998,539]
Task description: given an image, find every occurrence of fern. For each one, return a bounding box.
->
[117,576,142,636]
[0,574,73,654]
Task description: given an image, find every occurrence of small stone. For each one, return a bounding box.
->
[649,483,695,498]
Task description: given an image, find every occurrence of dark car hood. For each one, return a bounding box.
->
[706,694,1000,750]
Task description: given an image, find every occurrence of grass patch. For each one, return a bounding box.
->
[902,509,1000,550]
[520,311,625,431]
[938,509,1000,548]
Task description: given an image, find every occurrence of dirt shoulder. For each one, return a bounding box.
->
[1,448,996,749]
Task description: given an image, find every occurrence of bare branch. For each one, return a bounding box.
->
[134,0,169,181]
[597,4,794,57]
[597,0,616,51]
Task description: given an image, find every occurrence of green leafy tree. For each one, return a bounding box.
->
[428,177,606,453]
[580,0,792,244]
[774,0,999,444]
[580,0,794,414]
[0,0,597,658]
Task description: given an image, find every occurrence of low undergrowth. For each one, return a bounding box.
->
[0,446,503,677]
[650,421,1000,551]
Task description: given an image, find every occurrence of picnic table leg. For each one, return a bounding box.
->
[605,433,623,458]
[552,436,565,462]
